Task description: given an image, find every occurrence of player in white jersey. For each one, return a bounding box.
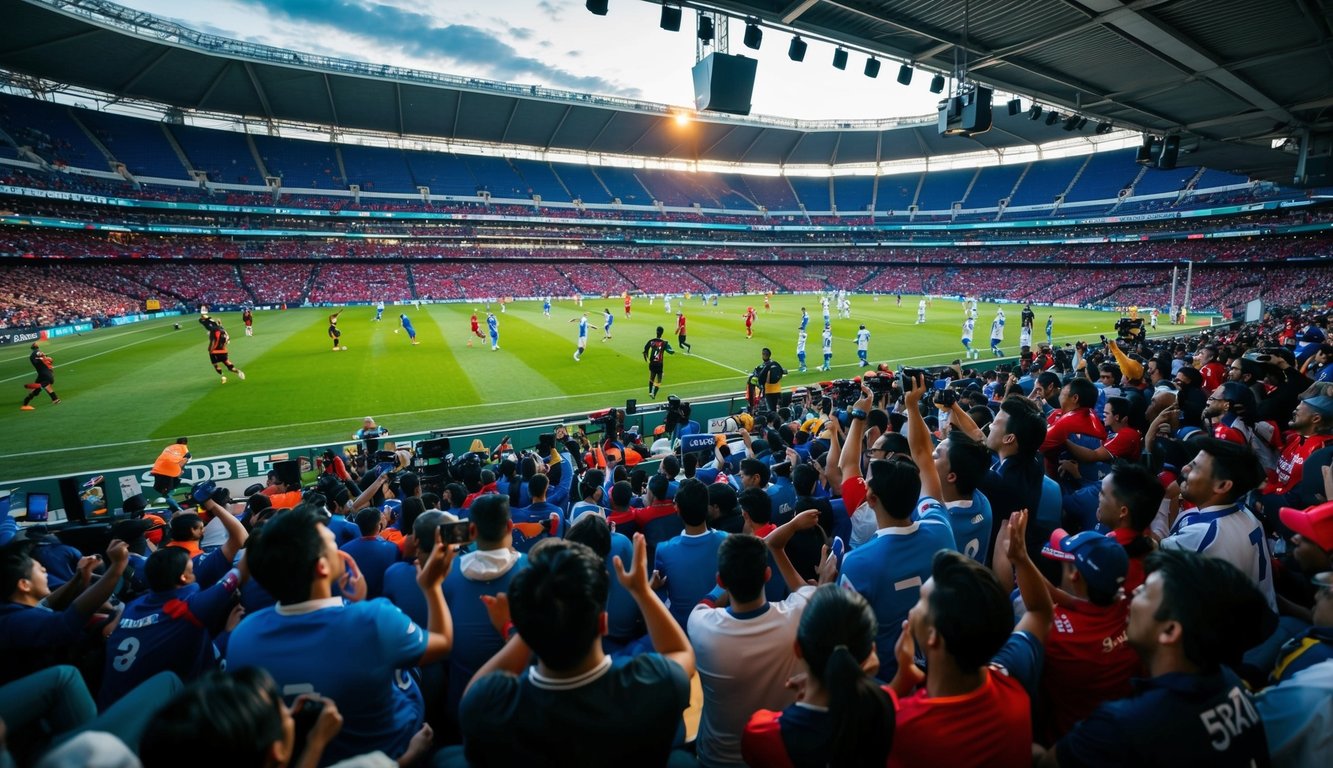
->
[664,294,672,313]
[962,315,978,359]
[796,329,808,372]
[855,325,871,367]
[990,310,1006,357]
[917,299,927,324]
[569,312,589,361]
[1019,323,1033,350]
[820,327,834,371]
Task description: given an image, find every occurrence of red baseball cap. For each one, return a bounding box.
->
[1280,500,1333,552]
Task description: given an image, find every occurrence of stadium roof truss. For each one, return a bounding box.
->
[0,0,1329,184]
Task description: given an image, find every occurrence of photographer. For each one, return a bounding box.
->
[353,417,389,459]
[754,348,786,412]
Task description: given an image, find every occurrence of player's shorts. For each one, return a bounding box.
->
[209,352,228,364]
[678,335,687,345]
[329,327,341,339]
[648,364,663,376]
[577,338,587,349]
[34,373,54,386]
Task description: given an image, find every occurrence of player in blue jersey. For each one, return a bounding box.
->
[602,307,614,341]
[98,546,245,707]
[855,324,871,367]
[1046,315,1054,347]
[226,506,454,764]
[570,312,589,361]
[543,296,552,317]
[796,329,808,373]
[397,313,419,345]
[487,311,499,350]
[962,314,978,359]
[799,307,809,332]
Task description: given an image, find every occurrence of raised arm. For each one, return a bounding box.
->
[415,528,457,665]
[202,498,248,561]
[764,510,823,592]
[903,376,942,501]
[839,386,874,482]
[1008,510,1053,644]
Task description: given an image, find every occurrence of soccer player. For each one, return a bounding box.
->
[795,328,808,373]
[643,326,675,400]
[917,298,927,324]
[242,307,253,336]
[820,326,833,371]
[744,306,757,339]
[397,313,419,345]
[570,312,589,361]
[374,301,385,321]
[487,311,499,350]
[468,310,484,347]
[961,313,978,360]
[990,309,1006,357]
[543,296,551,318]
[664,294,672,313]
[822,297,831,327]
[675,311,691,354]
[20,342,59,410]
[855,324,871,367]
[328,309,345,351]
[763,291,772,311]
[1046,314,1055,346]
[1150,308,1159,330]
[1020,320,1034,351]
[624,293,632,318]
[200,315,244,382]
[601,307,614,341]
[799,307,809,332]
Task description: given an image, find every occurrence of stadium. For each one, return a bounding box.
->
[0,0,1331,764]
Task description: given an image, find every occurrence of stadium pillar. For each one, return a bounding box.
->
[1168,265,1178,325]
[1182,261,1194,320]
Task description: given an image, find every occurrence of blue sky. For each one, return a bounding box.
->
[111,0,947,121]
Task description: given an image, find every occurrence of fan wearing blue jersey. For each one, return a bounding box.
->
[98,546,246,707]
[904,375,994,564]
[602,307,614,341]
[458,534,695,766]
[339,507,401,599]
[227,506,455,765]
[837,384,957,682]
[570,312,589,361]
[651,478,728,631]
[486,311,499,350]
[796,329,808,373]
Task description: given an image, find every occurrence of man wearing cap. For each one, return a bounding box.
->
[1030,529,1139,742]
[354,417,389,459]
[1264,499,1333,685]
[1039,550,1271,767]
[1266,395,1333,499]
[1163,437,1277,610]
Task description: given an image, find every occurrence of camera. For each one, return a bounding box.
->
[933,387,958,408]
[899,367,936,386]
[588,407,623,436]
[862,370,896,398]
[1115,317,1144,341]
[829,379,862,408]
[664,396,692,432]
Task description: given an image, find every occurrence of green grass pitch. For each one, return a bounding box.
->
[0,294,1177,479]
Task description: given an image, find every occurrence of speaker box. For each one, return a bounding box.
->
[692,53,757,115]
[58,476,83,523]
[272,460,301,488]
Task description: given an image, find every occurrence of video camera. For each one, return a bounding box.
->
[587,407,624,436]
[829,379,862,408]
[1115,317,1144,341]
[664,396,692,433]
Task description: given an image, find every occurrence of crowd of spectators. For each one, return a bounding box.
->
[4,310,1332,766]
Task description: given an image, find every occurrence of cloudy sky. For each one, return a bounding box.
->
[111,0,947,122]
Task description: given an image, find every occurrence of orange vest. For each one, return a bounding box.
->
[152,444,190,478]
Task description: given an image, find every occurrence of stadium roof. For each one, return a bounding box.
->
[0,0,1327,184]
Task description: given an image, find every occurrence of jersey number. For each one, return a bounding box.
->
[1247,528,1268,582]
[112,637,140,671]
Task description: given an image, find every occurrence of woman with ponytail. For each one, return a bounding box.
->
[742,584,896,767]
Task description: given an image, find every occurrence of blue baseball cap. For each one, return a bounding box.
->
[1041,528,1129,601]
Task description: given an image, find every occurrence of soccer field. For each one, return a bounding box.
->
[1,294,1172,479]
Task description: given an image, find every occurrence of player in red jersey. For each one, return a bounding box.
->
[624,293,633,319]
[468,310,484,347]
[675,312,691,354]
[744,306,756,339]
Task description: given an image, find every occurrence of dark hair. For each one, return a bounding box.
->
[469,494,512,543]
[943,432,988,496]
[399,472,421,497]
[1105,396,1131,422]
[610,480,633,509]
[169,513,203,543]
[580,470,606,501]
[708,482,738,514]
[717,534,768,603]
[413,511,444,561]
[792,463,819,497]
[353,507,381,537]
[866,458,920,521]
[1191,437,1265,501]
[509,540,607,671]
[867,408,889,434]
[999,397,1046,457]
[926,550,1013,671]
[1036,371,1061,392]
[1065,377,1098,409]
[400,497,426,534]
[1215,381,1258,425]
[1176,366,1203,387]
[443,483,468,510]
[420,491,441,510]
[674,477,709,527]
[629,468,648,494]
[740,458,770,486]
[661,455,680,479]
[0,542,36,599]
[738,487,772,525]
[140,668,283,768]
[245,507,327,605]
[797,585,896,767]
[1105,462,1165,533]
[1145,549,1269,671]
[528,472,550,499]
[145,546,192,592]
[566,514,612,558]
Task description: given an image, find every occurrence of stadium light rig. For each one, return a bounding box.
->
[586,0,609,16]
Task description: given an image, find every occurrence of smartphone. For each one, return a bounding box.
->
[439,519,473,545]
[26,492,50,522]
[831,536,846,568]
[291,698,324,762]
[374,461,395,475]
